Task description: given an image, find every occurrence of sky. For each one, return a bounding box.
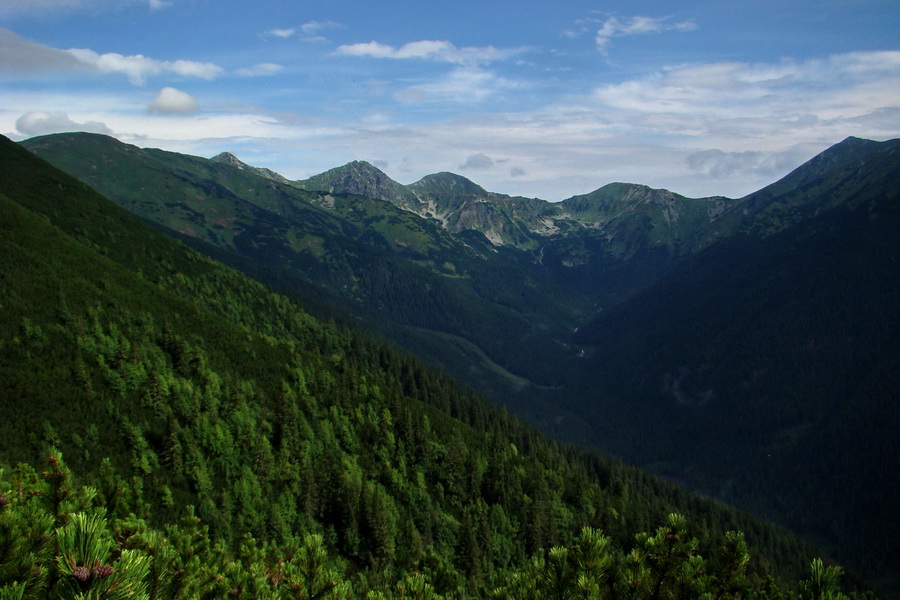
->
[1,0,899,201]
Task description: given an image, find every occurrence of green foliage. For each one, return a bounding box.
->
[800,559,849,600]
[0,456,871,599]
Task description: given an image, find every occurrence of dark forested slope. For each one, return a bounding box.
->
[568,137,900,593]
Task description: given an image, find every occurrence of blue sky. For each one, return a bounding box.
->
[2,0,898,200]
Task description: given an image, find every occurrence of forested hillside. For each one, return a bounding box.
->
[0,136,876,598]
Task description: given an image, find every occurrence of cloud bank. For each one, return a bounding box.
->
[67,48,222,85]
[594,15,697,54]
[336,40,524,65]
[591,51,900,143]
[237,63,283,77]
[264,21,339,42]
[395,67,516,104]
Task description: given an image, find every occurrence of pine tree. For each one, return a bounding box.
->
[274,534,351,600]
[54,512,152,600]
[799,558,850,600]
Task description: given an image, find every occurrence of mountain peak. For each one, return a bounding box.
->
[346,159,382,170]
[302,160,391,187]
[724,136,900,235]
[743,136,898,200]
[297,160,421,209]
[409,172,490,198]
[211,151,242,165]
[210,151,291,184]
[560,182,687,212]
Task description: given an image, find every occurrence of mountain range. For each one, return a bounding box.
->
[16,131,900,596]
[1,131,857,599]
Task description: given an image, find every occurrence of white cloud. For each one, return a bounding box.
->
[591,51,900,139]
[460,153,494,170]
[15,111,112,136]
[396,67,518,104]
[67,48,223,85]
[237,63,283,77]
[336,40,524,65]
[4,31,897,204]
[264,21,339,42]
[147,87,200,114]
[265,28,297,39]
[308,51,898,199]
[595,15,697,54]
[299,20,340,42]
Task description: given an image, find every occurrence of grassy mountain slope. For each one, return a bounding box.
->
[0,134,849,596]
[567,136,900,593]
[556,183,734,259]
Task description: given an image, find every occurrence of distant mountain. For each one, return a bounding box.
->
[210,150,293,184]
[296,159,424,212]
[297,160,738,255]
[291,156,754,307]
[717,136,898,236]
[409,171,491,199]
[408,172,552,247]
[557,183,738,257]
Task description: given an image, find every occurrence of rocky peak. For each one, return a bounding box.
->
[211,151,244,168]
[297,161,422,210]
[210,152,292,184]
[408,172,490,199]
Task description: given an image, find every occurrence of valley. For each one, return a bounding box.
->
[6,131,900,597]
